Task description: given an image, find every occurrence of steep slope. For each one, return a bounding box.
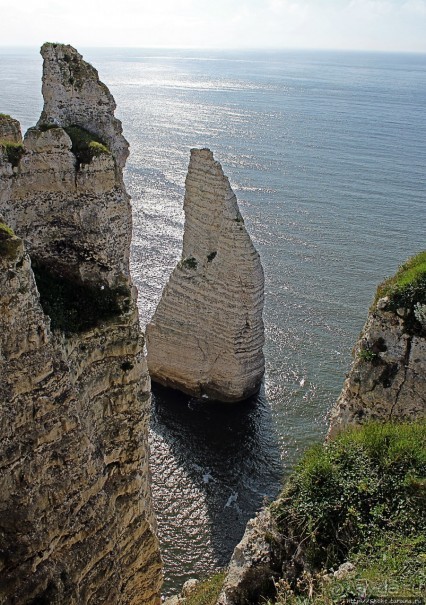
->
[329,252,426,436]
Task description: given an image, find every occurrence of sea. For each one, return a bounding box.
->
[0,47,425,593]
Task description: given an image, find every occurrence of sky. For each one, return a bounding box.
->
[0,0,426,52]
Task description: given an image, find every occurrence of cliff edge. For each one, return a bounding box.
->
[0,45,161,604]
[329,251,426,437]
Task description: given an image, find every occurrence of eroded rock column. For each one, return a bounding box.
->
[146,148,264,402]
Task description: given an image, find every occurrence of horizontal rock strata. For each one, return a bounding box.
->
[146,148,264,402]
[0,45,161,604]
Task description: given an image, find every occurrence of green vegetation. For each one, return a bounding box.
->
[180,256,198,270]
[375,251,426,311]
[32,262,131,334]
[0,222,20,258]
[0,222,14,237]
[207,251,217,262]
[357,346,377,362]
[181,573,226,605]
[269,421,425,602]
[0,141,25,167]
[0,113,12,120]
[64,125,110,166]
[273,531,425,603]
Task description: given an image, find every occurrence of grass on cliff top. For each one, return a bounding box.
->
[180,573,226,605]
[272,420,426,572]
[0,113,12,120]
[0,140,25,167]
[268,420,426,603]
[32,262,130,334]
[64,125,110,166]
[374,250,426,310]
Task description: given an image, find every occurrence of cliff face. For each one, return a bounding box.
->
[146,148,265,402]
[0,45,161,604]
[329,254,426,437]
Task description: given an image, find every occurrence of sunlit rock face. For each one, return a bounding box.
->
[0,43,162,604]
[329,294,426,438]
[146,148,265,402]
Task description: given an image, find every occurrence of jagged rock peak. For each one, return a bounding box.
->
[146,148,265,402]
[37,42,129,170]
[328,251,426,437]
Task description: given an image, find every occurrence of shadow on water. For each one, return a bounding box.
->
[149,382,283,594]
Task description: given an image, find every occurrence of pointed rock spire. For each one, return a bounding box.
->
[147,148,265,402]
[37,43,128,170]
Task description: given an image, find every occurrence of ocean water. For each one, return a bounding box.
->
[1,47,425,593]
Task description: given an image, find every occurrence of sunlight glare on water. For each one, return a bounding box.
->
[0,47,425,593]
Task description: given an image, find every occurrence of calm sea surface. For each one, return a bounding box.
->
[1,47,425,593]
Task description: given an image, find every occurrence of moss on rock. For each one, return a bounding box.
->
[64,125,110,167]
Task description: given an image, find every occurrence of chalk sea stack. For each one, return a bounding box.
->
[0,44,161,603]
[146,148,265,402]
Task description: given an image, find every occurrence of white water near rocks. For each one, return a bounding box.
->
[1,47,425,594]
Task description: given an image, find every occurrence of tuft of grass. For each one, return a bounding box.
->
[182,573,226,605]
[0,222,21,257]
[271,530,425,604]
[0,222,15,237]
[180,256,198,270]
[32,261,131,334]
[0,222,20,258]
[272,421,426,572]
[0,113,12,120]
[357,346,377,362]
[64,125,110,167]
[375,251,426,311]
[0,140,25,167]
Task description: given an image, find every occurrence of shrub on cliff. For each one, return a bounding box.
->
[0,140,25,167]
[272,421,425,573]
[64,125,110,166]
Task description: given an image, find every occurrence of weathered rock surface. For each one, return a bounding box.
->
[329,295,426,437]
[217,509,280,605]
[146,148,264,402]
[0,44,161,604]
[0,114,22,144]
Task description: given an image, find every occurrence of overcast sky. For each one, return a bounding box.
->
[1,0,425,52]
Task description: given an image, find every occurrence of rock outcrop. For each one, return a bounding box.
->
[146,149,264,402]
[217,509,280,605]
[329,253,426,437]
[0,45,161,604]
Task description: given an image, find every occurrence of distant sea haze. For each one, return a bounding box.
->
[1,47,425,592]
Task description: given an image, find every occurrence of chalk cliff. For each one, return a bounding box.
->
[146,148,264,402]
[329,252,426,437]
[0,44,161,604]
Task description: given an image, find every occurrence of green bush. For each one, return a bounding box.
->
[180,256,198,270]
[64,125,110,166]
[182,572,226,605]
[0,140,25,167]
[272,421,426,572]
